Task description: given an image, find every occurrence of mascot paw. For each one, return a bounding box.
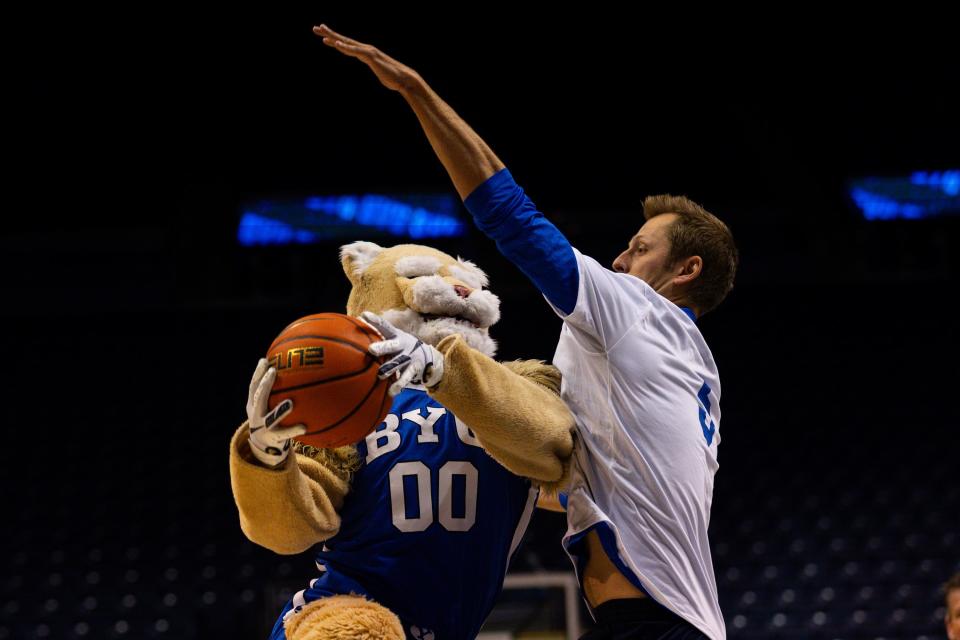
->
[284,594,404,640]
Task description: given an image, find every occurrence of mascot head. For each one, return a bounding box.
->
[340,241,500,358]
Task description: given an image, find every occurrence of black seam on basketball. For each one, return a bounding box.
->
[280,315,347,332]
[303,375,384,436]
[280,315,372,336]
[342,315,376,340]
[268,358,376,394]
[268,334,371,356]
[282,315,377,343]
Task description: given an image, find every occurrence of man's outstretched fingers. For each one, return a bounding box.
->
[314,24,366,46]
[324,38,362,55]
[312,24,354,43]
[312,26,414,94]
[313,25,367,53]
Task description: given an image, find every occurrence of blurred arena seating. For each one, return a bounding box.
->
[2,278,956,640]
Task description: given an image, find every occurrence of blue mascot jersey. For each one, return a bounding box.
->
[271,388,537,640]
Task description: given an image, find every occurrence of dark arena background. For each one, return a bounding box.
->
[3,9,958,640]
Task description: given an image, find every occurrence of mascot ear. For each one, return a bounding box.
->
[340,241,384,285]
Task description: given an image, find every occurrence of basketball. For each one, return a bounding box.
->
[265,312,391,448]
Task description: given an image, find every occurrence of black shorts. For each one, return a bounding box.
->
[579,598,711,640]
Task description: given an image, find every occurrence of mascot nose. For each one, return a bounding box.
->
[453,285,472,299]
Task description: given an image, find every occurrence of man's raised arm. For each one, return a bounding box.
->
[314,24,579,315]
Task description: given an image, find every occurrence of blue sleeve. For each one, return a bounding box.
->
[463,168,578,315]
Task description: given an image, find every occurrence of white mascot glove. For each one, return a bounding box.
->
[246,358,307,467]
[361,311,444,396]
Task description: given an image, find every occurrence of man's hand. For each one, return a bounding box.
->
[313,24,419,93]
[312,22,504,201]
[246,358,307,468]
[361,312,444,396]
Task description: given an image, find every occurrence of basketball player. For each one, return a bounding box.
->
[316,24,738,639]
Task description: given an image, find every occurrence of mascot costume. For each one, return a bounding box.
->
[229,241,575,640]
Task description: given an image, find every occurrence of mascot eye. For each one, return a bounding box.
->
[394,256,444,280]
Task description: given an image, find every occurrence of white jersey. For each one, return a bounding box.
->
[548,248,725,640]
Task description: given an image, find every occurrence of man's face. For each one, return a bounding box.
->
[612,213,680,292]
[947,588,960,640]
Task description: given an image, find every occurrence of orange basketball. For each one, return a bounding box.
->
[265,313,391,448]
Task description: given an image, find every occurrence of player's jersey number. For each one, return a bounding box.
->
[697,381,716,446]
[388,460,478,533]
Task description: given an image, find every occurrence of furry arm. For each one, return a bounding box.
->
[428,334,574,487]
[229,424,354,554]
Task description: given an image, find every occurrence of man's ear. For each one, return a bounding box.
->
[340,241,384,285]
[673,255,703,286]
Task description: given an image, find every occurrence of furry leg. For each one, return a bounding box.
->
[284,594,405,640]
